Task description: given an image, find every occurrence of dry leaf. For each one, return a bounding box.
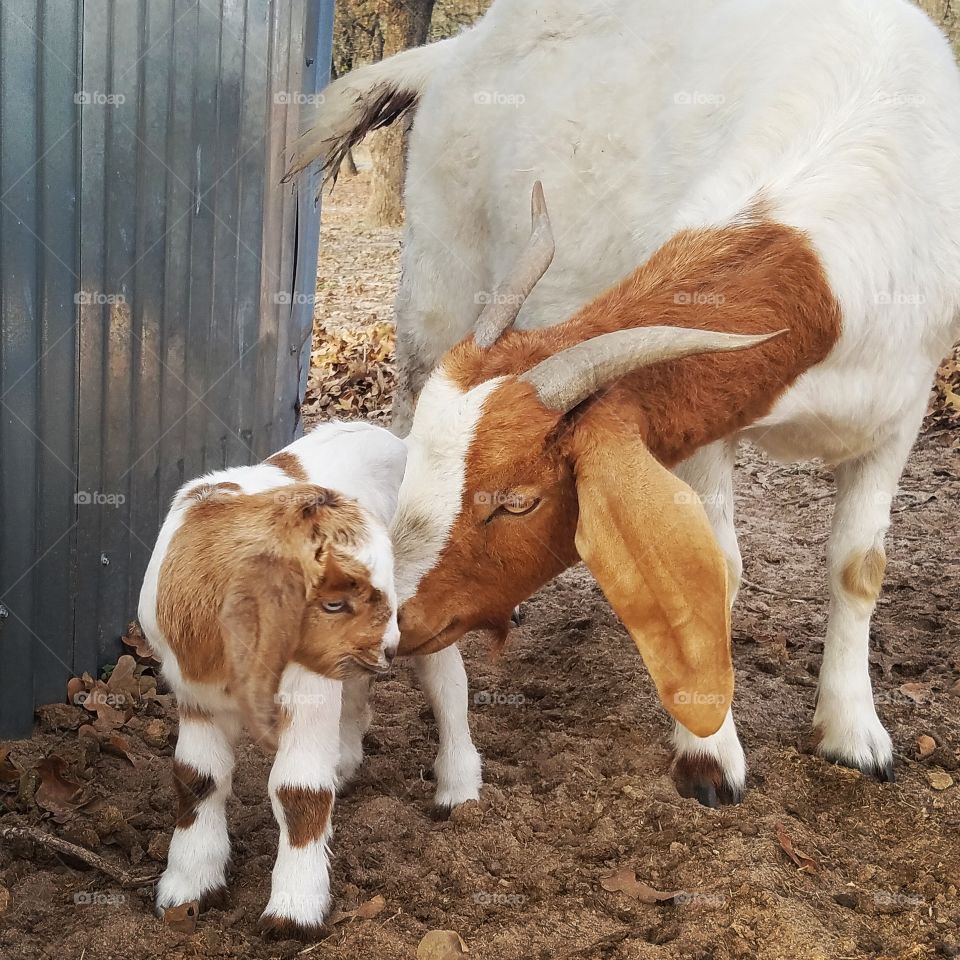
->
[102,733,142,767]
[163,900,199,933]
[417,930,469,959]
[898,682,931,704]
[106,656,140,702]
[35,756,85,817]
[329,894,386,925]
[927,769,954,791]
[775,823,819,873]
[122,621,159,662]
[917,735,936,759]
[0,746,20,785]
[599,867,684,904]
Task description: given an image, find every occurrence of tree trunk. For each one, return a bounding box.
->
[364,0,436,227]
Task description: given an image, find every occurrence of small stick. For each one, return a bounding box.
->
[0,824,159,888]
[741,578,817,603]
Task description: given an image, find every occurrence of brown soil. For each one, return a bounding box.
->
[1,170,958,960]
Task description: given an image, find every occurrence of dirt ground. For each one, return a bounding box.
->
[1,170,958,960]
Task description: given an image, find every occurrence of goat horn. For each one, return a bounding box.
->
[474,181,556,349]
[520,327,788,414]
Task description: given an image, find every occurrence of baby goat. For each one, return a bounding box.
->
[139,422,406,934]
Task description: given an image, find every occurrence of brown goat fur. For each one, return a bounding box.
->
[399,219,841,737]
[156,483,391,743]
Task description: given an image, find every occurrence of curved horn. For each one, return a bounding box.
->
[474,181,556,349]
[520,327,788,414]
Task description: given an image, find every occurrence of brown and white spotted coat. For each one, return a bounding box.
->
[386,189,925,811]
[138,422,405,934]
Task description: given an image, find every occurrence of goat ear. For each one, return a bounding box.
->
[569,419,733,738]
[219,555,307,745]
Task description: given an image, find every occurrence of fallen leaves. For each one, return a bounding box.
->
[34,756,87,820]
[929,347,960,431]
[916,734,937,759]
[329,894,386,925]
[163,900,199,934]
[926,769,955,792]
[416,930,470,959]
[303,319,396,425]
[599,867,685,904]
[121,621,159,663]
[775,823,819,874]
[0,746,20,785]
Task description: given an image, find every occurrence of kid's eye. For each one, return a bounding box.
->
[321,599,348,614]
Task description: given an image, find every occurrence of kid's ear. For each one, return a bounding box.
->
[219,556,306,745]
[568,419,733,738]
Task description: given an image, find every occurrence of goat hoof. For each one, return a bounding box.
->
[820,751,896,783]
[258,914,326,941]
[672,754,744,807]
[510,605,524,626]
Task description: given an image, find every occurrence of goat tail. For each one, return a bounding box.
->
[282,36,459,185]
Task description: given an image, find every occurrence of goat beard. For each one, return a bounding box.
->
[481,619,514,659]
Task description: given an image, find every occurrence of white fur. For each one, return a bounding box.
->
[414,645,482,808]
[262,667,341,928]
[297,0,960,794]
[391,373,505,603]
[155,713,240,910]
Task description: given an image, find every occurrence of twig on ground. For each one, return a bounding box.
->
[0,824,159,888]
[741,578,818,603]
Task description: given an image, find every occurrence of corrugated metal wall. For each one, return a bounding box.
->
[0,0,333,738]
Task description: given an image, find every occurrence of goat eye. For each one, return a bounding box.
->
[321,599,348,614]
[500,497,540,516]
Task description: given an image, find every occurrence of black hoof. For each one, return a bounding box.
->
[258,914,327,941]
[820,751,895,783]
[672,755,744,807]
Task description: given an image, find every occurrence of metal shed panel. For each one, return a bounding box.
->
[0,0,331,738]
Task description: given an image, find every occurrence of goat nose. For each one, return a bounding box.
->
[384,646,397,664]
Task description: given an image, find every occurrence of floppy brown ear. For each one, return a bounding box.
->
[569,418,733,738]
[219,555,307,745]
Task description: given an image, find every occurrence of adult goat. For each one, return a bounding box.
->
[286,0,960,806]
